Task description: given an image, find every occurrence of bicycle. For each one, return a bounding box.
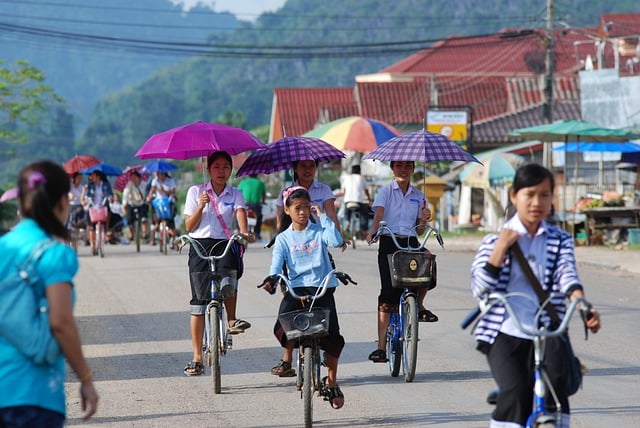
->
[177,232,247,394]
[129,205,146,253]
[88,203,109,258]
[67,205,86,253]
[268,270,343,428]
[370,221,444,382]
[152,197,173,255]
[461,292,593,428]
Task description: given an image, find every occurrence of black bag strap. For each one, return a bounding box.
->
[511,243,561,328]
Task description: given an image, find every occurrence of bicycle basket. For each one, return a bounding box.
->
[191,269,237,301]
[278,307,330,340]
[88,206,109,223]
[152,197,173,220]
[387,249,437,290]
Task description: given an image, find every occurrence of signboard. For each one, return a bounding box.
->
[426,111,468,149]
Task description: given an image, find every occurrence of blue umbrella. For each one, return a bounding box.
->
[143,160,179,174]
[80,163,123,176]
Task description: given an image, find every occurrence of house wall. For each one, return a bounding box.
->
[580,69,640,130]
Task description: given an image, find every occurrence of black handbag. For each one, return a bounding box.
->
[511,243,584,396]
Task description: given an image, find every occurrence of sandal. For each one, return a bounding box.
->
[368,349,388,363]
[320,377,344,409]
[418,309,439,323]
[183,361,204,376]
[271,360,296,377]
[228,319,251,335]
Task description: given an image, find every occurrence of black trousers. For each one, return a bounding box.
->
[487,332,570,426]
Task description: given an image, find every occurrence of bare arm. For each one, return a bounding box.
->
[184,191,209,232]
[366,206,385,244]
[47,283,99,420]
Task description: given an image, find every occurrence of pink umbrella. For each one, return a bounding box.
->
[113,165,148,192]
[1,187,19,203]
[135,121,266,160]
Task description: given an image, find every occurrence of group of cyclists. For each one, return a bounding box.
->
[66,169,179,253]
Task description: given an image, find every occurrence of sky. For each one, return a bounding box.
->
[171,0,287,21]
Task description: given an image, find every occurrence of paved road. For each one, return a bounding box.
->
[65,240,639,427]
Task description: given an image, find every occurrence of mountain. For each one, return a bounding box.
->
[1,0,637,185]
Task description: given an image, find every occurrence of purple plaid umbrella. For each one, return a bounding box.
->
[363,130,480,164]
[135,121,265,160]
[236,136,345,177]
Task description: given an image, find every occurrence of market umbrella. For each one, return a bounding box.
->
[459,152,525,188]
[113,165,147,192]
[1,187,19,203]
[363,130,481,164]
[142,160,179,174]
[135,121,266,160]
[303,116,401,153]
[508,120,640,228]
[236,136,345,177]
[63,155,101,175]
[80,163,123,176]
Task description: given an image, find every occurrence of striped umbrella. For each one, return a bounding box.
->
[304,116,401,152]
[236,136,345,177]
[364,130,480,164]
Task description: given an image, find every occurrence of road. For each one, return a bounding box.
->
[65,241,639,427]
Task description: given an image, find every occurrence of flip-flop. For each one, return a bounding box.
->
[228,319,251,334]
[419,309,439,322]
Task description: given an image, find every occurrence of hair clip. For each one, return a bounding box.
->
[27,171,47,189]
[282,186,306,205]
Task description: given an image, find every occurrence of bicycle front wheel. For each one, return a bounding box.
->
[97,222,105,258]
[134,218,141,252]
[302,346,314,428]
[402,293,419,382]
[160,220,168,255]
[386,314,402,377]
[210,305,222,394]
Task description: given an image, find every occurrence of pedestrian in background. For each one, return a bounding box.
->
[340,164,371,239]
[0,160,99,426]
[237,174,266,241]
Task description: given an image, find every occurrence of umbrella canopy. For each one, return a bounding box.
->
[80,163,123,176]
[363,130,481,164]
[507,120,639,143]
[63,155,101,175]
[113,165,148,191]
[460,153,525,188]
[1,187,19,203]
[552,141,640,153]
[135,121,266,160]
[236,136,345,177]
[142,160,179,174]
[303,116,401,153]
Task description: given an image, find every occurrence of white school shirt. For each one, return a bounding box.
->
[183,182,246,239]
[276,180,335,223]
[372,181,425,236]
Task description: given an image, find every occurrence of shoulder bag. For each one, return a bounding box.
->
[0,239,61,365]
[210,193,244,279]
[511,243,584,396]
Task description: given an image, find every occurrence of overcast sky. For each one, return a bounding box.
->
[171,0,287,21]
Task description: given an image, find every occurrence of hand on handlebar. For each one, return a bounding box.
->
[257,274,279,295]
[579,301,600,337]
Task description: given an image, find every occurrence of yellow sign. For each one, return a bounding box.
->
[427,111,468,142]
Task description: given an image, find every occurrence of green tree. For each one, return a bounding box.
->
[0,60,64,146]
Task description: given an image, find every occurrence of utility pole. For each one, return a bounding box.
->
[542,0,554,168]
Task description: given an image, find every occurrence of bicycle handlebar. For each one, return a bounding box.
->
[370,221,445,250]
[461,292,593,339]
[177,233,247,262]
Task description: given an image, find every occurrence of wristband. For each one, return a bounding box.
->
[79,370,93,383]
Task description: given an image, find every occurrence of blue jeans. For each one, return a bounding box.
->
[0,406,64,428]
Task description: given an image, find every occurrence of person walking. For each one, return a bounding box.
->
[181,151,255,376]
[237,174,266,241]
[0,160,99,426]
[470,163,601,428]
[365,160,436,364]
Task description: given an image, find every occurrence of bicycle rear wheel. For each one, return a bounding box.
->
[210,305,222,394]
[386,314,402,377]
[402,293,419,382]
[302,345,314,428]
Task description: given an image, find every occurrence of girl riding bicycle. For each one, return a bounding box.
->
[470,163,601,428]
[260,186,345,410]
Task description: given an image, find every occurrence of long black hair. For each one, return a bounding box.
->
[278,187,312,233]
[18,160,70,240]
[505,163,555,218]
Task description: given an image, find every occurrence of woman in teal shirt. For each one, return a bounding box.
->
[0,161,98,426]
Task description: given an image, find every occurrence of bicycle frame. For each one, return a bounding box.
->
[371,221,444,382]
[177,233,246,394]
[462,293,590,428]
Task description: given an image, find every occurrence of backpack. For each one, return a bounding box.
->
[0,239,61,365]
